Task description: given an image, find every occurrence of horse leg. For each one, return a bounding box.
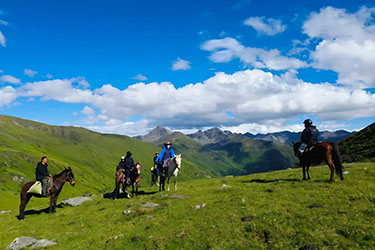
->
[136,182,139,196]
[50,195,58,213]
[307,165,311,180]
[302,165,306,180]
[326,154,335,182]
[174,176,177,191]
[19,192,31,220]
[167,177,170,191]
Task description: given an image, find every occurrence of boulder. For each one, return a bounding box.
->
[141,202,159,209]
[6,237,56,250]
[61,197,92,207]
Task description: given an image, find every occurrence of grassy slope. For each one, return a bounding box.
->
[1,162,374,249]
[339,122,375,162]
[0,115,211,210]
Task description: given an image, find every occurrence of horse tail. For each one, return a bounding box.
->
[331,142,344,176]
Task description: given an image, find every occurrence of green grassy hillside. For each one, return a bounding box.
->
[339,122,375,162]
[0,115,211,210]
[0,162,374,249]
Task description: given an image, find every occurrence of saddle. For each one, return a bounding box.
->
[27,176,53,196]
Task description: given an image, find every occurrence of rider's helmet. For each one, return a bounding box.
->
[303,119,313,126]
[165,141,172,146]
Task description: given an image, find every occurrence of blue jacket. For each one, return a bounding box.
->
[156,147,175,162]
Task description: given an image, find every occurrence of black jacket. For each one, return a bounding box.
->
[301,125,319,146]
[36,162,49,181]
[118,160,126,169]
[124,156,134,176]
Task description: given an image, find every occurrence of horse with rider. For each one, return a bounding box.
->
[293,119,344,182]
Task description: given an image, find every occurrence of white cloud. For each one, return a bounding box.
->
[201,37,307,70]
[171,57,191,71]
[0,20,8,26]
[0,69,3,73]
[0,75,20,84]
[244,16,286,35]
[304,6,375,87]
[2,69,374,135]
[46,73,53,79]
[0,86,17,106]
[0,31,5,47]
[81,106,95,116]
[24,68,38,78]
[132,74,148,81]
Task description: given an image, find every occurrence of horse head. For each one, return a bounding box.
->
[64,166,76,186]
[292,141,301,157]
[174,154,182,169]
[135,162,141,175]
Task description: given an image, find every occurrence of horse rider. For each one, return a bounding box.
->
[117,156,126,172]
[299,119,319,155]
[156,141,175,171]
[124,151,135,185]
[35,156,51,196]
[151,152,159,185]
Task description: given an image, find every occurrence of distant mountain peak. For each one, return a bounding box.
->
[134,125,172,143]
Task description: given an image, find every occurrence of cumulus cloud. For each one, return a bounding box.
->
[0,86,17,106]
[304,6,375,87]
[24,68,38,78]
[46,73,53,79]
[0,75,20,84]
[132,74,148,81]
[1,69,374,135]
[0,31,5,47]
[244,16,286,35]
[81,106,95,116]
[201,37,307,70]
[19,70,375,129]
[171,57,191,71]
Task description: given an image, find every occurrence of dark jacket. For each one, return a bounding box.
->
[36,162,49,181]
[124,156,134,176]
[301,125,319,146]
[118,160,126,169]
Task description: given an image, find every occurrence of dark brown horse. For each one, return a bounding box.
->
[113,162,141,199]
[293,141,344,182]
[18,167,75,220]
[113,168,126,199]
[129,162,141,197]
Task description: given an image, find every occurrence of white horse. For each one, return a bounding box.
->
[159,154,182,191]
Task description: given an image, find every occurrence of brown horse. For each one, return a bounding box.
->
[129,162,141,197]
[113,162,141,199]
[18,167,75,220]
[293,141,344,182]
[113,168,126,199]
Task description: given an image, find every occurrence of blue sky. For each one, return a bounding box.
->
[0,0,374,135]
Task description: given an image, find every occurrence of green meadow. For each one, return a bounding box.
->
[1,162,374,249]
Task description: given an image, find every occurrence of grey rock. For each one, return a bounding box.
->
[146,216,153,219]
[220,184,231,189]
[141,202,159,209]
[123,210,134,215]
[166,194,189,199]
[6,237,56,250]
[192,203,206,210]
[61,197,92,207]
[0,210,11,215]
[30,239,56,249]
[6,237,37,250]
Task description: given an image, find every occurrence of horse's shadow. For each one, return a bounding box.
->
[102,190,158,199]
[241,178,301,183]
[16,204,64,220]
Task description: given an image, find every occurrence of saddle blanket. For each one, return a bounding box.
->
[27,181,42,194]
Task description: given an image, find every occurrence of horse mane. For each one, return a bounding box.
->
[53,168,71,179]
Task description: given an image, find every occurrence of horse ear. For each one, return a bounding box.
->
[68,166,72,170]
